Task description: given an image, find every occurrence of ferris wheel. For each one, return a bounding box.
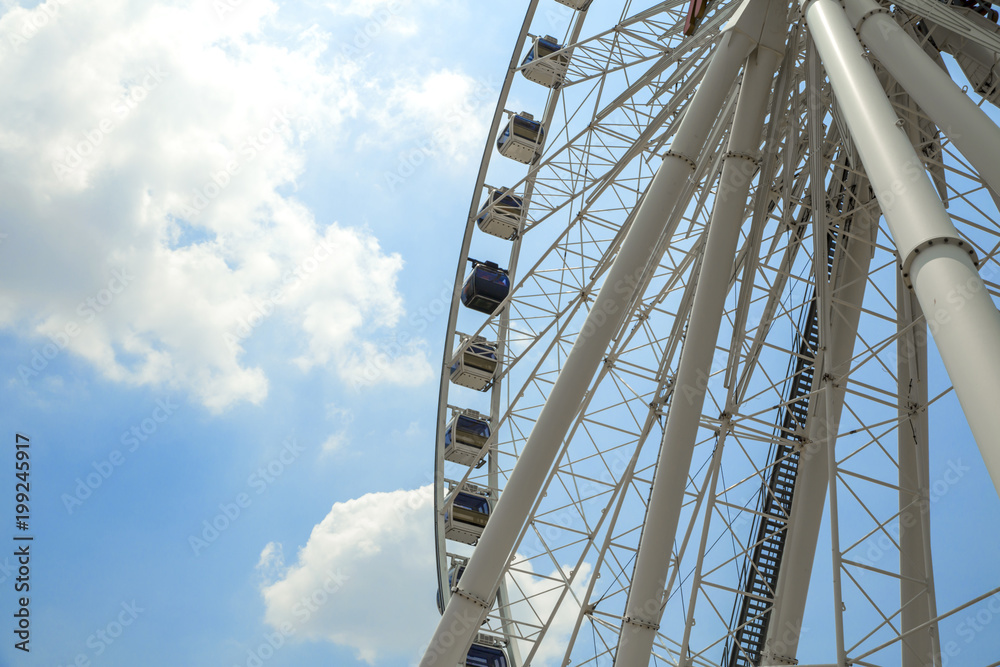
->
[426,0,1000,664]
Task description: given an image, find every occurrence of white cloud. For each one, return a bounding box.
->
[325,404,355,423]
[256,541,286,585]
[319,431,348,456]
[258,485,438,664]
[258,485,591,665]
[326,0,423,40]
[327,0,424,19]
[365,69,498,165]
[336,338,434,390]
[327,0,399,17]
[0,0,435,411]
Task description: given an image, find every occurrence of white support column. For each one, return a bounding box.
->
[842,0,1000,195]
[897,276,940,667]
[823,353,850,667]
[802,0,1000,499]
[615,40,784,667]
[418,22,756,667]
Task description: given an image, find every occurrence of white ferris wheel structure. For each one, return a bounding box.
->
[426,0,1000,665]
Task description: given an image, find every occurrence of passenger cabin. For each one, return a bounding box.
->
[497,112,545,164]
[449,336,498,391]
[465,644,508,667]
[436,562,467,611]
[476,187,524,239]
[444,411,491,467]
[553,0,593,8]
[445,487,491,545]
[461,260,511,315]
[465,636,509,667]
[521,35,570,88]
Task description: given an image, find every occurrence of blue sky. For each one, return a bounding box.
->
[0,0,523,664]
[0,1,999,666]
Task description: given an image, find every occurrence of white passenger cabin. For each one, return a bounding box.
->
[444,483,491,545]
[444,409,491,467]
[497,112,545,164]
[521,35,570,88]
[476,186,525,240]
[449,335,498,391]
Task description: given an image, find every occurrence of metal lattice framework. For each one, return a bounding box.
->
[428,0,1000,665]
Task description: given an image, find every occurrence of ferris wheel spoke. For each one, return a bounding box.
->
[513,41,721,236]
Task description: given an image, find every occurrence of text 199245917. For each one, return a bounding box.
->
[13,434,32,653]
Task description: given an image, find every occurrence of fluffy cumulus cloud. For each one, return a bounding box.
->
[366,68,498,166]
[258,484,591,665]
[0,0,434,410]
[258,485,438,664]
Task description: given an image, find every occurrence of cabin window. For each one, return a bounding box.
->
[456,416,490,446]
[466,644,508,667]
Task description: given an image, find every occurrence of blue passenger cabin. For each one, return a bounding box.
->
[476,187,524,239]
[444,411,491,467]
[522,35,570,88]
[465,641,508,667]
[445,488,491,545]
[461,260,511,316]
[449,335,498,391]
[497,112,545,164]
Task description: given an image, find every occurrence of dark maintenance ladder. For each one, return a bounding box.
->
[723,221,838,667]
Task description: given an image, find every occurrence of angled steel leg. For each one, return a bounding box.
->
[897,278,940,667]
[802,0,1000,502]
[843,0,1000,195]
[615,2,789,661]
